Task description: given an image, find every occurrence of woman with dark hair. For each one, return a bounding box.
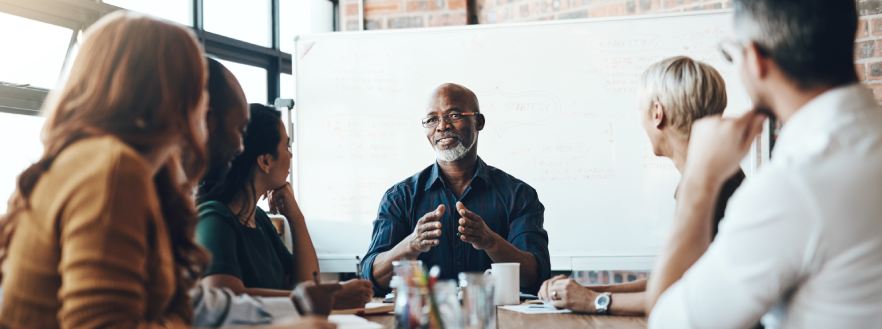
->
[196,104,372,308]
[0,12,209,328]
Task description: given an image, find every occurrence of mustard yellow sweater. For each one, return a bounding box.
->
[0,136,189,329]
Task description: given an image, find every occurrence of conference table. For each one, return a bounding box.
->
[359,306,647,329]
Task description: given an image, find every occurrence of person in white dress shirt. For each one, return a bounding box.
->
[646,1,882,328]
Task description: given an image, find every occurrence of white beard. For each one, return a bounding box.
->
[435,137,475,162]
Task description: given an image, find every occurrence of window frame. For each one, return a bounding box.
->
[193,0,290,105]
[194,0,288,104]
[0,0,95,116]
[0,0,328,116]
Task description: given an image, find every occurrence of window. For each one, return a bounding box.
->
[0,113,45,214]
[204,0,272,47]
[217,59,268,104]
[1,0,316,209]
[0,12,73,89]
[103,0,193,26]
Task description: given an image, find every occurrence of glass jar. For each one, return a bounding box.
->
[458,272,495,329]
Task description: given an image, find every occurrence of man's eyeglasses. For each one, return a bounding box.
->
[421,112,480,128]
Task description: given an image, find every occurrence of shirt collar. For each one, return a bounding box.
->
[424,157,491,192]
[772,83,877,161]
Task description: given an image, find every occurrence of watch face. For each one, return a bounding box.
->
[598,295,610,306]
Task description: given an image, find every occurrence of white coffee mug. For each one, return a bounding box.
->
[484,263,519,305]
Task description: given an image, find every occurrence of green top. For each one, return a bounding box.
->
[196,200,294,290]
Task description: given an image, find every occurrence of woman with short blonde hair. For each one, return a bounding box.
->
[539,56,746,319]
[639,55,728,147]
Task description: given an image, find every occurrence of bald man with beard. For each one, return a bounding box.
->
[361,83,551,295]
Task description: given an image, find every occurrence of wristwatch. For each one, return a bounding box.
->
[594,292,612,314]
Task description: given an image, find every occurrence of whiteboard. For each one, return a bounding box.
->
[293,11,754,271]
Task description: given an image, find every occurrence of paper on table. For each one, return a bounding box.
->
[328,314,383,329]
[262,296,300,319]
[500,302,573,314]
[331,302,395,315]
[363,302,395,314]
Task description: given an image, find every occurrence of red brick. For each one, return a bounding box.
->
[869,62,882,80]
[345,3,359,16]
[588,3,627,18]
[365,0,402,15]
[858,18,870,38]
[859,0,882,15]
[387,15,426,29]
[858,63,868,81]
[407,0,442,12]
[856,40,879,59]
[448,0,467,10]
[870,18,882,36]
[428,11,468,26]
[637,0,663,13]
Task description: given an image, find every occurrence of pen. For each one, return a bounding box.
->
[355,255,362,278]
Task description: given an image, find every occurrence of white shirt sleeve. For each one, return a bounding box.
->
[190,285,299,327]
[649,168,819,329]
[261,297,300,320]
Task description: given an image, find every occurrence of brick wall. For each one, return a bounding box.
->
[477,0,729,23]
[339,0,882,102]
[339,0,469,30]
[857,1,882,99]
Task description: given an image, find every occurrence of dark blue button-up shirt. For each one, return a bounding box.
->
[361,157,551,294]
